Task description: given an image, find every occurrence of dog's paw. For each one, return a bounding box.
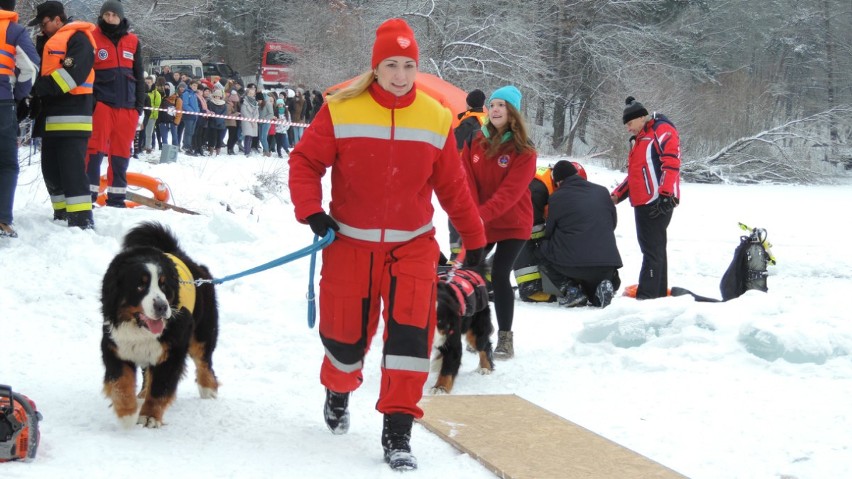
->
[118,414,139,429]
[198,385,218,399]
[429,386,449,395]
[474,367,493,376]
[137,415,163,428]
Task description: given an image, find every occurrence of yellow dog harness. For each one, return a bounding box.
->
[164,253,196,314]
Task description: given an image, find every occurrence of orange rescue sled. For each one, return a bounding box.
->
[97,172,170,208]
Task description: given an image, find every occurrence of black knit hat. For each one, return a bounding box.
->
[28,1,64,26]
[623,96,649,124]
[100,0,124,21]
[466,89,485,109]
[0,0,16,11]
[551,160,578,183]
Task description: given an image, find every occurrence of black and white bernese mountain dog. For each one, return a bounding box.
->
[431,266,494,394]
[100,221,219,428]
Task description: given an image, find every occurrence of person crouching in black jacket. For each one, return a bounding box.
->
[538,161,622,308]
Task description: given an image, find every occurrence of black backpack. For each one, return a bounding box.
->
[720,227,770,301]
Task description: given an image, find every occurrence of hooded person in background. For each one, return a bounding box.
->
[0,0,40,238]
[611,96,681,299]
[538,160,622,308]
[29,1,97,229]
[85,0,146,207]
[288,17,486,471]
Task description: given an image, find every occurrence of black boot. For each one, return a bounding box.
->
[382,413,417,471]
[67,210,94,230]
[558,280,588,307]
[323,389,350,435]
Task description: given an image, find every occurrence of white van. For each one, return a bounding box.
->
[147,56,203,78]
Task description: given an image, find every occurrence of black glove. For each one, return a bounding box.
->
[306,212,339,237]
[16,98,30,122]
[649,195,676,219]
[463,247,484,267]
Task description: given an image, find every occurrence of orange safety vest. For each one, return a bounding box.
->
[40,21,95,95]
[458,109,487,126]
[534,166,555,223]
[0,11,18,76]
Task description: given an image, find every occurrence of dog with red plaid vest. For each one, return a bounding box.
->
[431,265,494,394]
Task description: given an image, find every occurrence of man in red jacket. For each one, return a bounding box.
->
[85,0,145,207]
[611,96,681,299]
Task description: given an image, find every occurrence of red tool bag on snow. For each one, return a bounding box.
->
[0,385,41,462]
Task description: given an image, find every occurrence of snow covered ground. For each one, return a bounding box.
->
[2,146,851,479]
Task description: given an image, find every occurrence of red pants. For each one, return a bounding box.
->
[319,235,438,418]
[86,103,137,202]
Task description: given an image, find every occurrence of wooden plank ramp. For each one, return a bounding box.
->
[418,394,687,479]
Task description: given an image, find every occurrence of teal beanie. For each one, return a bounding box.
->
[489,85,522,111]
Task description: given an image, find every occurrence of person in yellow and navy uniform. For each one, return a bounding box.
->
[29,1,96,229]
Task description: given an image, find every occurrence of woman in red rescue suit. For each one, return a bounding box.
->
[287,18,486,472]
[460,85,537,361]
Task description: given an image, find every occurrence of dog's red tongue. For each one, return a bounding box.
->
[143,316,165,334]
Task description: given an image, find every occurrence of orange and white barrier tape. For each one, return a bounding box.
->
[142,106,311,128]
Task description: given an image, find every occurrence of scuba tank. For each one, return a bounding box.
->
[744,228,769,293]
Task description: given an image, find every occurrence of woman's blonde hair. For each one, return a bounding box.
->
[327,71,375,103]
[480,103,534,157]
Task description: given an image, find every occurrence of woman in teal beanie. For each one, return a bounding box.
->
[460,85,537,359]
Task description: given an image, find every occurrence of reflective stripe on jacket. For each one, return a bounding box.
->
[41,22,95,95]
[612,114,681,206]
[36,22,96,136]
[289,81,486,250]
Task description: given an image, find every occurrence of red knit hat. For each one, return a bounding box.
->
[371,18,419,69]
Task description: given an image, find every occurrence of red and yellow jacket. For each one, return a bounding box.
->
[462,129,536,243]
[612,114,681,206]
[288,81,486,250]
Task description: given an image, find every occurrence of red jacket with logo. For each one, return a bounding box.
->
[91,24,143,110]
[612,114,681,206]
[288,82,486,250]
[461,130,536,243]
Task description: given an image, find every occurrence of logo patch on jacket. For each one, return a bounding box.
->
[122,51,134,60]
[97,49,108,61]
[498,155,510,168]
[473,154,480,163]
[63,57,74,68]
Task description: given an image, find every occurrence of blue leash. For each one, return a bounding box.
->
[193,229,335,328]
